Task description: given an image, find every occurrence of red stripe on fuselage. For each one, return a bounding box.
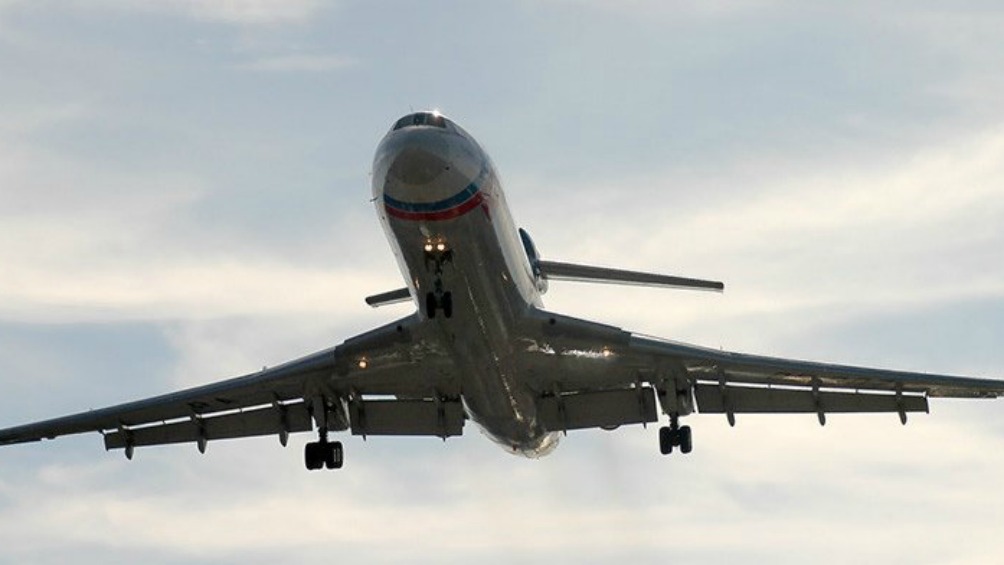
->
[385,192,486,221]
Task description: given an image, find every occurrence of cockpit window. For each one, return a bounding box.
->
[393,112,447,131]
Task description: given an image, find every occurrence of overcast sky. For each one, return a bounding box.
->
[2,1,1004,563]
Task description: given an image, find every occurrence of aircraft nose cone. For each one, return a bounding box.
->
[383,128,452,187]
[372,125,488,221]
[387,143,450,186]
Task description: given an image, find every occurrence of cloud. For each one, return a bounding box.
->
[0,138,391,326]
[537,0,788,19]
[0,104,387,325]
[513,123,1004,347]
[3,409,1004,563]
[0,0,328,27]
[181,0,325,25]
[84,0,327,26]
[236,53,357,72]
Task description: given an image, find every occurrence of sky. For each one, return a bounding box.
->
[1,1,1004,563]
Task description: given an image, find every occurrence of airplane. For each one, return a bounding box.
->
[2,110,1002,471]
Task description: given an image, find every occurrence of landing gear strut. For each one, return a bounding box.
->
[659,414,692,455]
[423,240,454,319]
[304,428,343,471]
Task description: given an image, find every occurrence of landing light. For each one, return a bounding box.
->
[424,243,434,252]
[436,243,447,252]
[358,359,369,370]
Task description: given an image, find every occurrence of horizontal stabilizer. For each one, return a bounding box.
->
[365,287,412,308]
[537,260,724,292]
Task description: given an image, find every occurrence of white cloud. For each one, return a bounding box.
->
[0,107,388,324]
[537,0,787,19]
[0,0,325,27]
[182,0,325,25]
[84,0,327,26]
[3,410,1004,562]
[237,53,356,72]
[515,123,1004,348]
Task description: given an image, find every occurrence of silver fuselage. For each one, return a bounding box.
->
[372,118,560,456]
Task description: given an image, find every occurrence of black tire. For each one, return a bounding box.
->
[442,292,453,318]
[659,426,673,455]
[324,442,337,469]
[333,441,344,470]
[425,292,437,319]
[679,426,693,454]
[304,442,322,470]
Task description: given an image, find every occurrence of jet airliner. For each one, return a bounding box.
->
[2,111,1002,470]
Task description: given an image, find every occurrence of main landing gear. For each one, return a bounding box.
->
[659,414,692,455]
[304,429,343,471]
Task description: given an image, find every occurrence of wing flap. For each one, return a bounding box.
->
[348,399,464,437]
[694,383,929,415]
[103,402,314,450]
[537,387,658,432]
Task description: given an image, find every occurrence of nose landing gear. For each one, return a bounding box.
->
[425,289,453,319]
[422,239,454,319]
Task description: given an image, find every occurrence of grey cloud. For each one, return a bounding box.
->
[236,54,357,72]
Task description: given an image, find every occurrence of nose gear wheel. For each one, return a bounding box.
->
[425,291,453,319]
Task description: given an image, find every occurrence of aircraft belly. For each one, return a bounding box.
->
[386,202,555,456]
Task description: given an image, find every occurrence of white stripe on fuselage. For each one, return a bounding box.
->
[372,118,559,457]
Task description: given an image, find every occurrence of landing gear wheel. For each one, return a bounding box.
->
[659,426,674,455]
[304,442,324,470]
[659,416,693,456]
[425,292,437,319]
[679,426,693,454]
[305,440,344,471]
[442,292,453,319]
[325,441,344,470]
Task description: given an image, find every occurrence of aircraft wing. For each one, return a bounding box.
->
[0,346,335,450]
[629,334,1004,399]
[629,332,1004,424]
[526,310,1003,430]
[0,314,460,455]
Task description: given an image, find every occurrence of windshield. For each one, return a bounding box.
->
[392,112,447,131]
